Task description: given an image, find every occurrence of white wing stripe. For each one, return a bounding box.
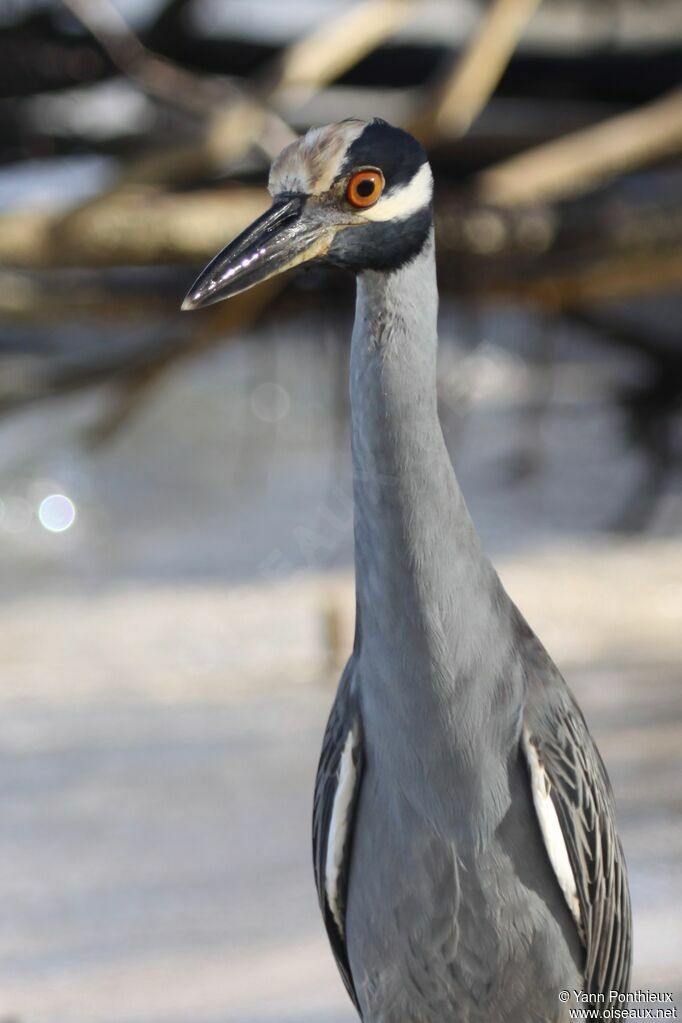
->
[325,729,357,936]
[522,725,583,933]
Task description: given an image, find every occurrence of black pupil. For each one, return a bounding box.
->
[356,177,376,197]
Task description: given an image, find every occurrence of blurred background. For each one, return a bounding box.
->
[0,1,680,1021]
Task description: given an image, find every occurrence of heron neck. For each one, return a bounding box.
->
[350,230,496,663]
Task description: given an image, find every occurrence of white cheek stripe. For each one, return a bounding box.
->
[325,729,357,936]
[360,162,433,222]
[522,726,584,934]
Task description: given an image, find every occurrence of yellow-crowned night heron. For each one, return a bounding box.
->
[183,119,632,1023]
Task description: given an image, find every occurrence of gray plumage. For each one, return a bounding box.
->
[183,118,632,1023]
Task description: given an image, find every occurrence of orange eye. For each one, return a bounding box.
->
[346,169,384,208]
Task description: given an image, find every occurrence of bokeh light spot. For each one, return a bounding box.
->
[38,494,77,534]
[250,382,291,423]
[1,497,32,534]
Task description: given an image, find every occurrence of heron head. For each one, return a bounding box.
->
[182,118,433,310]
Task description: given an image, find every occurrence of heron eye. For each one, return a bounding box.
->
[346,169,385,208]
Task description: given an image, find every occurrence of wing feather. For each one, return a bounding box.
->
[312,662,364,1014]
[519,617,632,1001]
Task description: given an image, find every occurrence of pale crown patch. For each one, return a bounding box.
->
[269,120,367,196]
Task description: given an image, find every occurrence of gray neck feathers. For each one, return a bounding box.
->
[350,230,522,832]
[350,230,510,686]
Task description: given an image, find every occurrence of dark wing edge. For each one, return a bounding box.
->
[530,707,632,998]
[520,624,632,1001]
[312,664,365,1015]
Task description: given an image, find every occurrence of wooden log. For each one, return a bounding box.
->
[485,248,682,308]
[1,184,681,311]
[477,88,682,205]
[413,0,543,143]
[0,189,268,269]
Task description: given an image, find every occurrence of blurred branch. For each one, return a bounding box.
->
[85,276,285,445]
[0,272,171,323]
[568,310,682,369]
[113,0,421,187]
[477,88,682,205]
[0,189,268,269]
[271,0,420,106]
[2,187,681,311]
[487,246,682,307]
[0,275,283,414]
[7,0,424,268]
[60,0,228,115]
[0,0,679,479]
[199,0,422,168]
[58,0,292,187]
[3,179,682,301]
[413,0,543,144]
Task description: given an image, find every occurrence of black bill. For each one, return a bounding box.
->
[182,193,332,310]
